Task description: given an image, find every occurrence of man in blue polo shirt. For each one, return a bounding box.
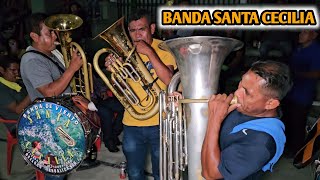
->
[201,61,293,179]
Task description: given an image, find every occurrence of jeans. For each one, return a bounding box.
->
[122,125,160,180]
[97,97,124,144]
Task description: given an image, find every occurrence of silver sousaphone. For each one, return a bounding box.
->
[159,36,243,180]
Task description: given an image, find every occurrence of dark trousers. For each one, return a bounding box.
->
[97,97,124,144]
[282,99,311,154]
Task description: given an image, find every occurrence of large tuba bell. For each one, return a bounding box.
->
[44,14,93,100]
[159,36,243,180]
[92,17,161,120]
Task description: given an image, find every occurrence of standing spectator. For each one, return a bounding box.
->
[282,30,320,157]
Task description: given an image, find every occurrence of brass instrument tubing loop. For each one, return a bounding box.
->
[92,17,161,120]
[44,14,92,100]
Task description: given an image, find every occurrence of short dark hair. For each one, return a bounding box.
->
[127,9,152,25]
[250,60,293,100]
[69,2,82,12]
[29,13,48,35]
[0,55,19,69]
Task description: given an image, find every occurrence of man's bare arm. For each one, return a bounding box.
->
[201,108,224,179]
[201,94,239,179]
[37,68,77,96]
[7,95,31,114]
[37,51,82,96]
[135,40,174,85]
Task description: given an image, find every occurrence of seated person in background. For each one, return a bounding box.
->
[0,55,30,136]
[92,75,124,152]
[282,30,320,156]
[202,61,293,179]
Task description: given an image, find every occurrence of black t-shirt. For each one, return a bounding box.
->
[218,110,276,180]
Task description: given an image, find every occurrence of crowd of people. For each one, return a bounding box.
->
[0,0,320,180]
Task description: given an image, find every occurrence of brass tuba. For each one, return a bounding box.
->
[92,17,161,120]
[159,36,243,180]
[44,14,93,100]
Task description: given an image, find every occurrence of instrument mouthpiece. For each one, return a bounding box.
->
[230,96,238,105]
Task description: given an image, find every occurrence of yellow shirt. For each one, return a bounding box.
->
[122,38,177,126]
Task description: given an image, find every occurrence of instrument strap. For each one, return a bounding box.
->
[142,77,159,91]
[23,50,65,74]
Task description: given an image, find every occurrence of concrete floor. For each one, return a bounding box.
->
[0,119,315,180]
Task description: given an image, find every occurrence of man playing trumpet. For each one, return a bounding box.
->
[201,61,293,179]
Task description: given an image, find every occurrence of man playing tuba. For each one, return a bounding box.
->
[104,9,177,180]
[202,61,293,179]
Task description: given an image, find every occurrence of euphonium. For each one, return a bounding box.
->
[159,36,243,180]
[92,17,161,120]
[44,14,93,100]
